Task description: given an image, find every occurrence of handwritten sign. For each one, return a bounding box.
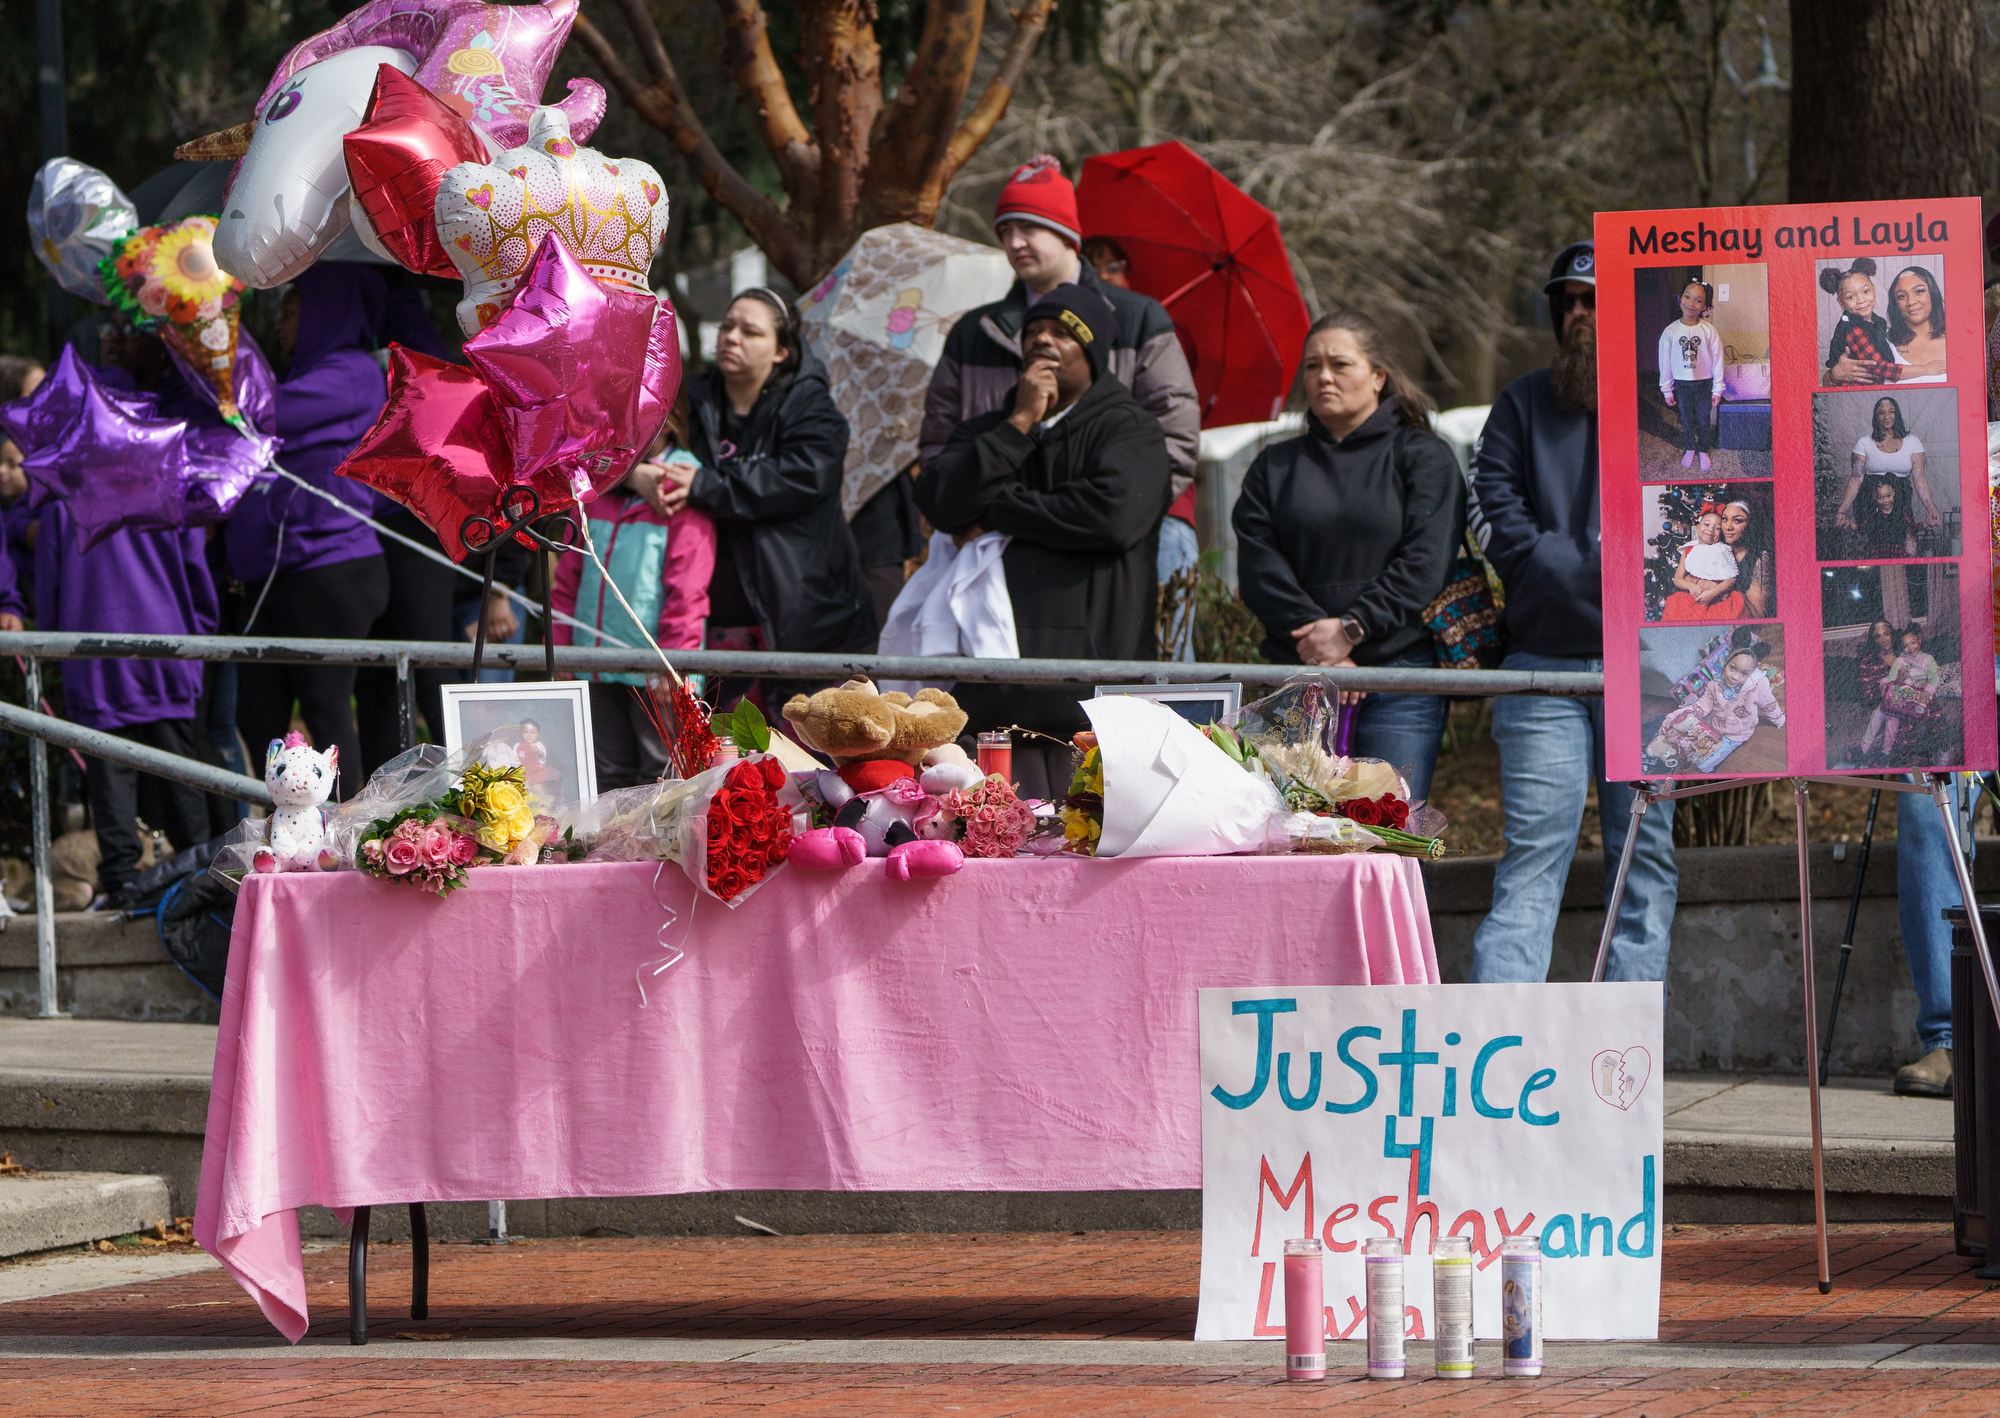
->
[1194,984,1663,1341]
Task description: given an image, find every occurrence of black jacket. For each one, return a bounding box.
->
[918,262,1200,497]
[915,373,1171,736]
[1232,400,1465,665]
[686,353,877,655]
[1469,368,1601,659]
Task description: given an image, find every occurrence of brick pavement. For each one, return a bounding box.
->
[5,1223,2000,1413]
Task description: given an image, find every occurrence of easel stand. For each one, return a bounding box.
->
[1593,772,1998,1297]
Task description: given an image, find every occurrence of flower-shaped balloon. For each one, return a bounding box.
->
[100,218,250,431]
[435,105,669,335]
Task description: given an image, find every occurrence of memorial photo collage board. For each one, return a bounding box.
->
[1594,198,1996,780]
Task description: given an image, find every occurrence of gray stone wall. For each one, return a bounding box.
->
[1424,839,2000,1076]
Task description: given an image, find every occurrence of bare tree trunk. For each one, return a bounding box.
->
[1788,0,1979,202]
[577,0,1056,290]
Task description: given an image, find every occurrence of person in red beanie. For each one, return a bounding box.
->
[920,154,1196,528]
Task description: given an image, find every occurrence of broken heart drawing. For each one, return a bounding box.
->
[1590,1046,1651,1110]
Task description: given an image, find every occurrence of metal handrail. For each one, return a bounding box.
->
[0,631,1608,1019]
[0,633,1608,697]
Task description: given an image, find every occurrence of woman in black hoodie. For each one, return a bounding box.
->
[666,290,876,707]
[1232,311,1465,799]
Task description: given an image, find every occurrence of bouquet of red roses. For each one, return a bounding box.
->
[699,757,796,902]
[579,752,804,907]
[1338,795,1410,831]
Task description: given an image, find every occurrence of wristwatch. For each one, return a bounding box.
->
[1339,616,1366,646]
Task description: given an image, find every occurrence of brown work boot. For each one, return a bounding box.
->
[1893,1047,1952,1098]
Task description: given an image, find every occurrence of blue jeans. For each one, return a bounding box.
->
[1674,380,1712,452]
[1470,654,1679,983]
[1351,654,1448,803]
[1896,776,1971,1053]
[1157,515,1199,663]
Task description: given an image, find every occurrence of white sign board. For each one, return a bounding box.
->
[1195,984,1664,1342]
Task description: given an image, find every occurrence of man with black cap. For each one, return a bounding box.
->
[915,285,1171,797]
[1469,241,1680,985]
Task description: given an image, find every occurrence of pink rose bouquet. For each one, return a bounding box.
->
[940,774,1035,859]
[356,810,483,895]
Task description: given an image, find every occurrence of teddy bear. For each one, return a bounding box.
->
[253,732,341,873]
[781,678,969,881]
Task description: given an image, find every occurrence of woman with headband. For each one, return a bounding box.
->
[661,287,876,710]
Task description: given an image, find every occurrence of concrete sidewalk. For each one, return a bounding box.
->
[0,1020,1963,1232]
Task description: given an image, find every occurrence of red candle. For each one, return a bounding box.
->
[976,731,1012,782]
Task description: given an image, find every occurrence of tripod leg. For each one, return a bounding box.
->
[1820,789,1883,1084]
[1591,787,1651,983]
[1793,780,1831,1295]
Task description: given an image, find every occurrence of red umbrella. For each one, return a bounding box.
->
[1078,141,1310,428]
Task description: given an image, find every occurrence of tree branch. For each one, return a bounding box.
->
[941,0,1059,187]
[574,9,806,279]
[800,0,883,268]
[862,0,988,218]
[715,0,821,209]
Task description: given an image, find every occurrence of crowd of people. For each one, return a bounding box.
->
[0,158,1967,1096]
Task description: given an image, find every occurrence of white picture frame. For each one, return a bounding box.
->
[1093,682,1243,727]
[438,681,598,807]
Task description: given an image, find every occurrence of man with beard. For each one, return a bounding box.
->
[1468,241,1679,984]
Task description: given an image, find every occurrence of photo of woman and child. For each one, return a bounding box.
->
[1639,624,1788,776]
[1823,565,1964,770]
[1816,256,1947,387]
[1641,484,1776,623]
[1634,264,1771,480]
[446,690,594,806]
[1813,389,1960,560]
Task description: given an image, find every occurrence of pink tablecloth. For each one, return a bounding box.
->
[195,855,1437,1340]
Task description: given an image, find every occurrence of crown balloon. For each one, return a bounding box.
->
[434,106,668,336]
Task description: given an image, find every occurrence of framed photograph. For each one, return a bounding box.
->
[1094,682,1243,727]
[439,681,598,808]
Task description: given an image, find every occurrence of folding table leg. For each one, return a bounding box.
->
[349,1205,372,1345]
[410,1202,429,1320]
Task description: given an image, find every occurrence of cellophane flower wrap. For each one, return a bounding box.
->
[579,752,805,906]
[941,774,1036,858]
[331,728,570,885]
[1220,677,1448,858]
[1070,695,1291,858]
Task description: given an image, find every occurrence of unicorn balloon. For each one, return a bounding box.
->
[206,0,605,288]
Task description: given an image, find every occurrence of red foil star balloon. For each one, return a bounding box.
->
[344,65,488,279]
[335,346,515,562]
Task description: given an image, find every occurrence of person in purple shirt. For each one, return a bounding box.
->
[226,263,393,798]
[348,278,512,776]
[34,317,220,896]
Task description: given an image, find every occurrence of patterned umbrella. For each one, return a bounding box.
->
[797,223,1014,519]
[1079,141,1310,429]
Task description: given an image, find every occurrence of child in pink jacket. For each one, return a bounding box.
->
[1644,638,1785,775]
[553,420,717,791]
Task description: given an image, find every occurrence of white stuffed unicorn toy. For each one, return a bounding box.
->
[253,732,340,873]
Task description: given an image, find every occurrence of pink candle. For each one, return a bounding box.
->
[1283,1238,1326,1380]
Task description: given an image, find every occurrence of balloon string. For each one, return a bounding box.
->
[239,506,289,635]
[575,515,683,687]
[636,857,696,1006]
[260,460,633,648]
